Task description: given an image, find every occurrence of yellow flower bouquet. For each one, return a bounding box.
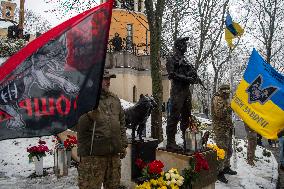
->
[207,144,225,160]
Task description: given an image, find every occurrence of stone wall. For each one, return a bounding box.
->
[106,52,170,103]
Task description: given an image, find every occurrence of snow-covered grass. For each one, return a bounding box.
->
[0,57,8,66]
[215,139,278,189]
[0,99,278,188]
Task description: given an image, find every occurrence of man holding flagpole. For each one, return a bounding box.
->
[77,70,128,189]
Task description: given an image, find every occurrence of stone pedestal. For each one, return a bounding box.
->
[120,137,158,188]
[156,148,217,189]
[131,138,158,180]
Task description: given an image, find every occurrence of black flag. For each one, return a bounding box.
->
[0,0,114,140]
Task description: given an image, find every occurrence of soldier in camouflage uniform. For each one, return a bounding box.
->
[212,84,237,183]
[166,37,199,151]
[77,70,128,189]
[245,123,257,166]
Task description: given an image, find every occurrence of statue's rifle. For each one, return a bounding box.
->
[163,73,207,90]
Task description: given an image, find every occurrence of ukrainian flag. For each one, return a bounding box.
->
[231,49,284,139]
[225,13,244,48]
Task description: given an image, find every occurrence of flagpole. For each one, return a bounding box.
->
[229,48,238,169]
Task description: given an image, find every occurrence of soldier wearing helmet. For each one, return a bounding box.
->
[211,84,237,183]
[165,37,199,151]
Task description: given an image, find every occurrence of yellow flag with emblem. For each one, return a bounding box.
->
[231,49,284,139]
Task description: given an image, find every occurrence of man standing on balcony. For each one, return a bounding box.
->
[110,32,123,52]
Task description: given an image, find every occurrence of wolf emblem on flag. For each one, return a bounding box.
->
[247,75,278,105]
[0,35,79,129]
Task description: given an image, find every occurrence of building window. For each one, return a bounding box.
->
[133,85,137,102]
[126,24,133,50]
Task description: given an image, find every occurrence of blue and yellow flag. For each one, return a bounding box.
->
[225,13,244,48]
[231,49,284,139]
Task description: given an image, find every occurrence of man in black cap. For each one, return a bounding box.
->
[166,37,199,151]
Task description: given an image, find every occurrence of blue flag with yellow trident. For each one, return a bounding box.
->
[231,49,284,139]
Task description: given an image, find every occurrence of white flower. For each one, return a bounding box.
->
[178,175,184,181]
[165,173,171,180]
[166,181,171,186]
[170,172,176,178]
[171,178,177,184]
[169,169,174,173]
[177,180,183,186]
[173,173,180,179]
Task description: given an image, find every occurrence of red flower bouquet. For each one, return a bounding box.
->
[135,159,164,180]
[194,152,209,172]
[27,140,49,161]
[63,135,77,151]
[182,152,210,187]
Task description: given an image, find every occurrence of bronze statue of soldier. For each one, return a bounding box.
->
[165,37,199,151]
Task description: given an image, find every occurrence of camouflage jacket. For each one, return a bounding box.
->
[166,54,198,85]
[77,90,128,156]
[211,93,233,130]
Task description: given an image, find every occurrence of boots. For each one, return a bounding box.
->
[217,172,228,183]
[166,142,183,151]
[166,137,183,151]
[223,167,237,175]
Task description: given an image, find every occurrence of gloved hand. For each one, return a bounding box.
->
[119,148,127,159]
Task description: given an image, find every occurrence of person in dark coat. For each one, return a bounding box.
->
[111,32,123,52]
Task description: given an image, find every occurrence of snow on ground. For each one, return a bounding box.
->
[0,57,8,66]
[0,20,15,29]
[0,99,278,188]
[215,139,278,189]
